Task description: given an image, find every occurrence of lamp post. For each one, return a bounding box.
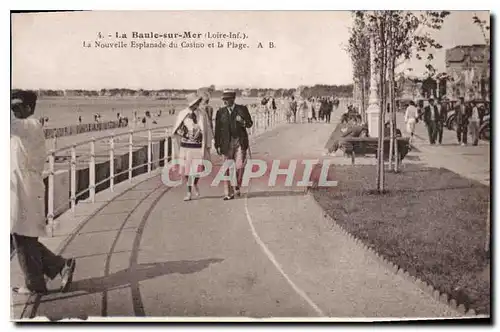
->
[366,35,381,137]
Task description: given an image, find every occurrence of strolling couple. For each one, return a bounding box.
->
[172,90,254,201]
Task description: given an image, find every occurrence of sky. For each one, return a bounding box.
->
[11,10,490,90]
[402,10,490,75]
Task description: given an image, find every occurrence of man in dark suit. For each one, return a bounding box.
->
[214,90,254,200]
[455,97,471,145]
[423,98,439,144]
[325,99,333,123]
[435,97,447,144]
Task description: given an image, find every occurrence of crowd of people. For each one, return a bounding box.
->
[404,96,488,146]
[285,96,339,124]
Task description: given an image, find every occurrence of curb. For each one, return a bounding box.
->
[312,197,484,318]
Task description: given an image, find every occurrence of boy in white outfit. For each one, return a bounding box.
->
[405,101,419,144]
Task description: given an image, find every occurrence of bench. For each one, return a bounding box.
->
[340,137,410,165]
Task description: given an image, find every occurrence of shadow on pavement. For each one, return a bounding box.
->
[35,258,224,305]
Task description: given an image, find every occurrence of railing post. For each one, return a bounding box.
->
[89,138,96,202]
[128,130,133,182]
[48,151,55,237]
[110,135,115,191]
[164,128,169,165]
[70,145,76,213]
[147,128,152,173]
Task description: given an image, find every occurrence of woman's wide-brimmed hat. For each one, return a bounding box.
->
[222,90,236,100]
[186,93,203,108]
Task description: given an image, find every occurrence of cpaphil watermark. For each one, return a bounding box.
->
[161,158,338,188]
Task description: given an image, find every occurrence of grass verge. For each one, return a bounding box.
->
[311,164,490,315]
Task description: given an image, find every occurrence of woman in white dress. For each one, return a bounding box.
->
[172,94,213,201]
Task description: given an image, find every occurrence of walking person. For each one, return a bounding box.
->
[455,97,470,145]
[404,101,419,145]
[214,90,254,200]
[307,99,313,123]
[11,90,76,295]
[469,100,480,146]
[172,94,213,201]
[423,98,439,144]
[435,98,447,144]
[325,99,333,123]
[289,96,298,123]
[318,99,325,121]
[299,98,308,123]
[285,100,292,123]
[311,98,318,122]
[319,98,329,123]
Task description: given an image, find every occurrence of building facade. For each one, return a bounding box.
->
[445,44,490,101]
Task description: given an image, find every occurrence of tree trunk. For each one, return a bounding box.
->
[376,16,386,193]
[361,76,366,122]
[388,17,394,171]
[393,54,399,172]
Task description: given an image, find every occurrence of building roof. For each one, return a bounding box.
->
[445,44,490,63]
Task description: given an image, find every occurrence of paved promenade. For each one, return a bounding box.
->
[397,114,490,186]
[12,110,476,320]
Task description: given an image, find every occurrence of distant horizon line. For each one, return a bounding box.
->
[11,84,355,91]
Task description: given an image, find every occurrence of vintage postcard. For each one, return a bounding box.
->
[10,10,490,322]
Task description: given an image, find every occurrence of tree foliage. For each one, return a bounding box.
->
[472,13,490,45]
[347,12,370,85]
[356,10,450,78]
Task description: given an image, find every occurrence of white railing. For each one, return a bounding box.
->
[44,107,287,236]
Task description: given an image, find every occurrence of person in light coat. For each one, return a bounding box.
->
[468,100,481,146]
[404,101,419,144]
[171,94,213,201]
[11,90,76,295]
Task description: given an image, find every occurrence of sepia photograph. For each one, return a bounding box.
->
[9,9,491,322]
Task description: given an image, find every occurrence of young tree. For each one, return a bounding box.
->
[347,12,370,122]
[357,10,450,191]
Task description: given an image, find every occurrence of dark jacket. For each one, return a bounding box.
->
[423,104,445,124]
[455,103,471,126]
[214,104,254,155]
[320,101,330,115]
